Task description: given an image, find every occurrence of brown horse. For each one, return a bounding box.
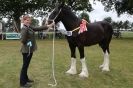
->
[48,4,113,78]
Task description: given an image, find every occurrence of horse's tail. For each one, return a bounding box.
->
[100,21,113,38]
[99,21,113,53]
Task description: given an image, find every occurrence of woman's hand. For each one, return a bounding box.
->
[47,22,55,28]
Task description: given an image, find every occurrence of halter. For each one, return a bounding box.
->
[71,27,80,32]
[48,8,62,24]
[48,8,88,36]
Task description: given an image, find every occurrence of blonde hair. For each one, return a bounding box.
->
[21,15,31,23]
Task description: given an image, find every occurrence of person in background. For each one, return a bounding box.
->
[20,15,54,87]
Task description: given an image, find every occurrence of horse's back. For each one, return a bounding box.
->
[95,21,113,34]
[88,21,113,37]
[78,21,113,46]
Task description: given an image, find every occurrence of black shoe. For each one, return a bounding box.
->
[27,79,34,83]
[20,83,32,88]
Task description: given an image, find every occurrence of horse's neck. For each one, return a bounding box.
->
[61,14,81,31]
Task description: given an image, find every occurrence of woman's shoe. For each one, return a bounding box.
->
[27,79,34,83]
[20,83,32,88]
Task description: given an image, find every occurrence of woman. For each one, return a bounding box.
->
[20,15,54,87]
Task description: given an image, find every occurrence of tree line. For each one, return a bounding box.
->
[103,17,133,31]
[0,0,133,32]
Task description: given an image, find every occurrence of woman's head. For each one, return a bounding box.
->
[21,15,31,26]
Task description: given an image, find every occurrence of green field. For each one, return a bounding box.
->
[0,38,133,88]
[121,31,133,38]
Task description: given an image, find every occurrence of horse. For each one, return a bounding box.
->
[47,4,113,78]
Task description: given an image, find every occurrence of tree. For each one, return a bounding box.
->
[0,0,52,31]
[118,21,123,30]
[103,17,112,23]
[131,23,133,31]
[30,17,39,27]
[96,0,133,15]
[111,21,117,29]
[4,18,14,32]
[123,20,130,30]
[67,0,92,12]
[0,0,92,32]
[79,12,90,22]
[51,0,92,12]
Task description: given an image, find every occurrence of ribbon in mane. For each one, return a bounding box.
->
[78,19,87,34]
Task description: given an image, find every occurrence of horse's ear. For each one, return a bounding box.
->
[61,1,65,6]
[58,1,65,9]
[68,0,75,7]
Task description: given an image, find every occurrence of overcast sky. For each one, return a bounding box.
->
[89,1,133,22]
[59,1,133,29]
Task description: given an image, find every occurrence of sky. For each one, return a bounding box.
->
[89,1,133,22]
[59,1,133,29]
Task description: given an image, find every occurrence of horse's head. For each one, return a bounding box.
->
[47,4,64,24]
[47,3,72,23]
[47,3,80,31]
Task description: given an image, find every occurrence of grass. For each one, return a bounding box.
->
[0,37,133,88]
[121,31,133,38]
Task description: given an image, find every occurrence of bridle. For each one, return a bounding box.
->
[47,8,78,36]
[47,8,88,36]
[47,8,62,24]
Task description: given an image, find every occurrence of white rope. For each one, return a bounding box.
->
[47,8,62,87]
[48,24,57,87]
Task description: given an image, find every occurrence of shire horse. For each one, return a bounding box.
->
[48,4,113,78]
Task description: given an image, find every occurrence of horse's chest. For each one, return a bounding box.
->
[77,34,86,41]
[67,34,87,46]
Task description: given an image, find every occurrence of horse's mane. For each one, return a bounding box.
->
[62,5,80,22]
[62,5,71,11]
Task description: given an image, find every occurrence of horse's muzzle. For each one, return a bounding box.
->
[47,19,54,25]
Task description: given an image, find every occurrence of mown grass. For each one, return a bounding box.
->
[121,31,133,38]
[0,37,133,88]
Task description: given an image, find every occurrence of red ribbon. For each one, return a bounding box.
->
[79,19,87,34]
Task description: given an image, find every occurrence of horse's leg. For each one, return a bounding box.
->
[78,46,89,78]
[99,41,110,71]
[66,44,77,75]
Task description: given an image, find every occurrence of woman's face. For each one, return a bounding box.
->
[23,17,31,26]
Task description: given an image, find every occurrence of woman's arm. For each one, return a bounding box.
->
[31,23,54,31]
[31,25,48,31]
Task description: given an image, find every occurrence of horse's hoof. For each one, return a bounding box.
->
[79,72,89,78]
[66,70,77,75]
[99,64,104,68]
[102,68,110,72]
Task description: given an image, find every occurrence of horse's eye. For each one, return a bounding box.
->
[53,11,57,15]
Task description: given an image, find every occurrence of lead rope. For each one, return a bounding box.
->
[48,23,57,87]
[47,8,62,87]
